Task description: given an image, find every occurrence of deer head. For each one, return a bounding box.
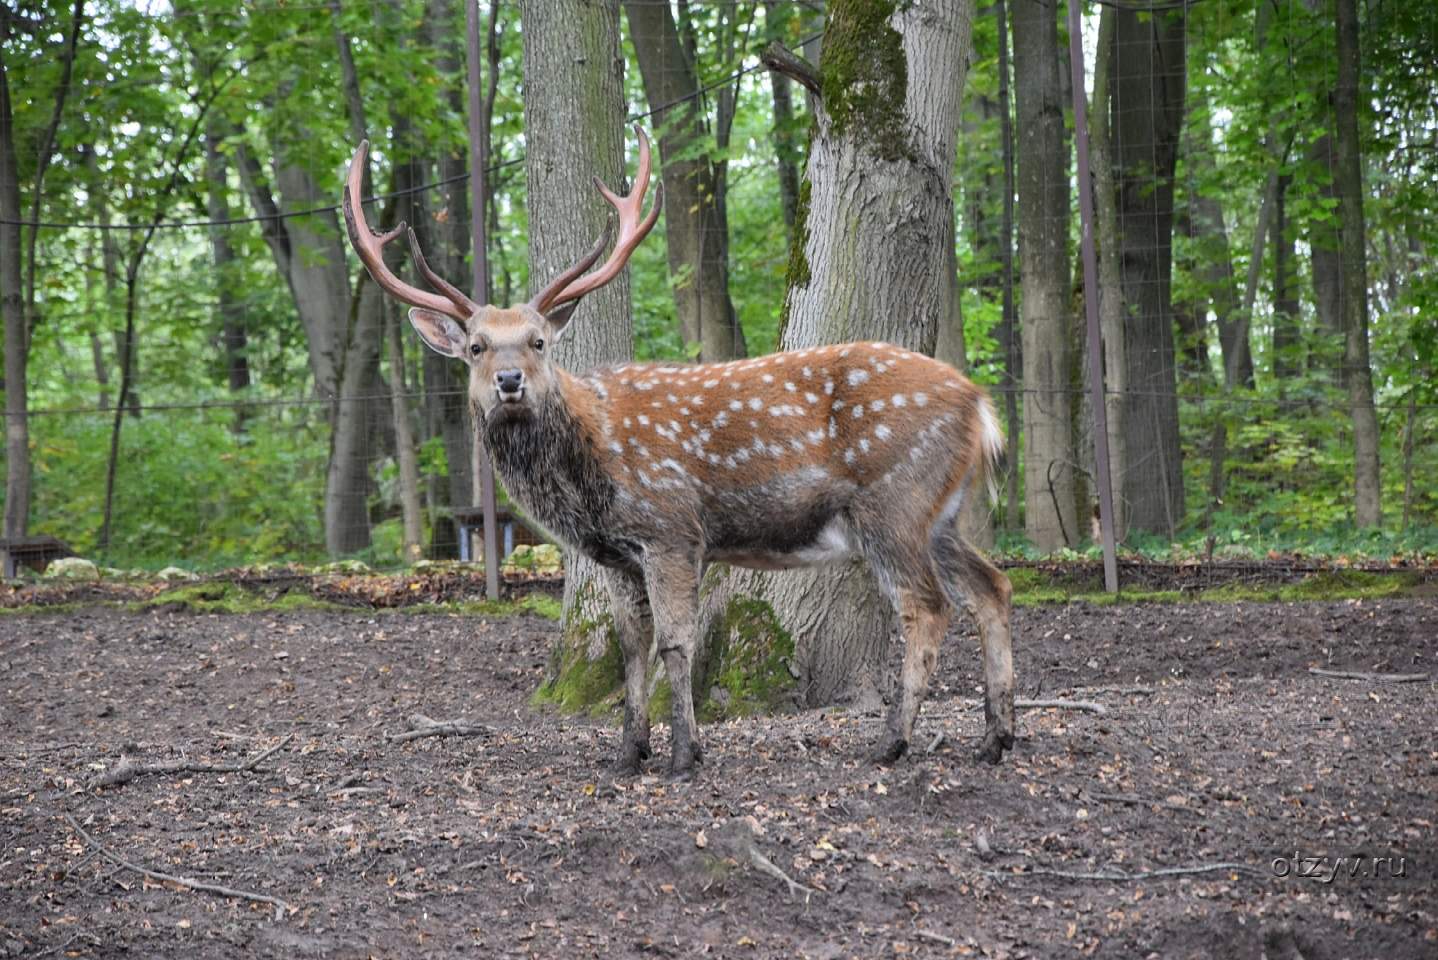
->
[342,128,663,418]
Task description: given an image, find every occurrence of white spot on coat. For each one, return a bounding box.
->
[847,369,870,386]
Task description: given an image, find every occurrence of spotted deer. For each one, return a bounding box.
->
[343,129,1014,779]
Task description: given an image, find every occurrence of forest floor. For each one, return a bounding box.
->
[1,594,1434,959]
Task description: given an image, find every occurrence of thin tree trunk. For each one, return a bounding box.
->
[1333,0,1381,527]
[1307,134,1343,378]
[1272,173,1301,385]
[766,1,801,234]
[1090,5,1126,540]
[1111,4,1186,538]
[994,0,1020,534]
[3,0,82,541]
[1012,0,1074,551]
[0,40,26,542]
[386,306,424,562]
[624,0,746,361]
[204,122,251,424]
[1400,386,1416,530]
[521,0,634,659]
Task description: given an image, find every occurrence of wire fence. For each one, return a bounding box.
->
[5,0,1435,575]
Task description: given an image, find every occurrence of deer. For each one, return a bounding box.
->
[342,128,1014,780]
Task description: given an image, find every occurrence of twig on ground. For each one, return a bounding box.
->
[1017,698,1108,715]
[62,812,294,920]
[925,731,945,754]
[1308,668,1428,684]
[1087,791,1204,816]
[89,734,293,789]
[745,843,815,902]
[386,714,490,743]
[995,861,1260,883]
[914,929,956,948]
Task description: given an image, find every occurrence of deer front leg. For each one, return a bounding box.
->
[602,565,654,776]
[643,549,703,780]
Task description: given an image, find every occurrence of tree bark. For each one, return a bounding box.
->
[696,0,978,711]
[1111,5,1186,538]
[1012,0,1074,551]
[624,0,746,362]
[1332,0,1381,528]
[521,0,635,660]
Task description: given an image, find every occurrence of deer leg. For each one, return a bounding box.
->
[874,584,951,764]
[602,565,654,775]
[643,549,703,780]
[936,533,1015,763]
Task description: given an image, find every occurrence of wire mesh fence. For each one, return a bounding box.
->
[3,0,1435,575]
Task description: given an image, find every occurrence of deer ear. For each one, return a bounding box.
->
[409,308,468,358]
[544,300,582,342]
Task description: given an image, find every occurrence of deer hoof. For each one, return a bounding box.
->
[975,729,1012,765]
[871,737,909,766]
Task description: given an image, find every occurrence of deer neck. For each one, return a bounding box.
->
[478,367,616,548]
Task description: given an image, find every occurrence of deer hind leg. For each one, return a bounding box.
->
[872,577,952,764]
[602,565,654,776]
[933,528,1015,764]
[642,548,704,780]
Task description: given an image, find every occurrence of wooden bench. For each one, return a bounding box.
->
[0,536,75,579]
[451,507,546,562]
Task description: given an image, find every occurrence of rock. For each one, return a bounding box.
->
[156,566,198,582]
[43,557,99,580]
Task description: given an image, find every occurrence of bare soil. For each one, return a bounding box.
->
[1,597,1434,959]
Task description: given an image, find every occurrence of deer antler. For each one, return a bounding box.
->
[528,126,664,315]
[342,140,478,322]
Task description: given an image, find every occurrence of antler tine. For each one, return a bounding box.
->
[541,126,665,310]
[529,219,614,314]
[406,227,479,317]
[342,141,470,323]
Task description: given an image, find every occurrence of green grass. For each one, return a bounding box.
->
[1006,568,1426,607]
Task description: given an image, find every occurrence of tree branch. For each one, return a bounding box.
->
[760,42,820,98]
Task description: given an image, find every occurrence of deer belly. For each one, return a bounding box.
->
[707,517,854,571]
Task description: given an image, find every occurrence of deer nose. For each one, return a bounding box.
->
[495,369,525,396]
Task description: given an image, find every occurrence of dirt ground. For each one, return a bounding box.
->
[1,596,1434,959]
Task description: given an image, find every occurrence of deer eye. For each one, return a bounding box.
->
[532,338,545,352]
[469,342,486,356]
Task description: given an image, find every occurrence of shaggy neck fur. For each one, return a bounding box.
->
[477,371,616,554]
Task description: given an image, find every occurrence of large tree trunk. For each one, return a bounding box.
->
[694,0,977,711]
[1111,5,1186,537]
[624,0,745,361]
[0,43,26,542]
[521,0,635,658]
[1332,0,1381,528]
[1012,0,1074,551]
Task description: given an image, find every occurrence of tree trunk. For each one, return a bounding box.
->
[1332,0,1381,528]
[696,0,977,711]
[1272,174,1302,385]
[1012,0,1074,551]
[1090,5,1126,540]
[422,0,477,555]
[624,0,746,362]
[993,0,1021,534]
[387,305,424,562]
[765,2,801,234]
[204,122,251,415]
[521,0,635,660]
[0,42,26,541]
[1111,5,1186,538]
